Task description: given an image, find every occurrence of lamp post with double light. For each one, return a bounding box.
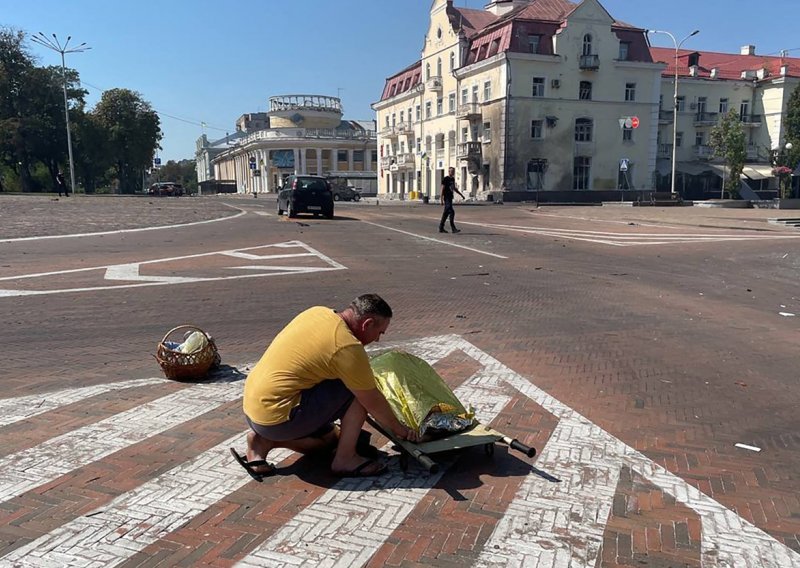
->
[647,29,699,198]
[30,33,90,196]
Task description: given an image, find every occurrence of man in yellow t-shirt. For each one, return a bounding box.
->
[231,294,420,480]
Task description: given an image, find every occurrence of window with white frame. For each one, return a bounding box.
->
[619,42,630,60]
[484,80,492,101]
[579,81,592,100]
[483,121,491,142]
[532,77,545,97]
[391,113,396,126]
[582,34,593,56]
[437,58,442,77]
[531,119,543,139]
[471,85,479,102]
[461,127,468,142]
[719,98,728,113]
[528,34,541,54]
[449,52,455,71]
[448,93,456,113]
[461,88,468,105]
[574,118,593,141]
[384,116,389,127]
[676,96,685,111]
[695,132,704,146]
[399,111,404,124]
[416,104,421,121]
[436,97,443,115]
[625,82,636,102]
[425,101,431,119]
[573,156,591,189]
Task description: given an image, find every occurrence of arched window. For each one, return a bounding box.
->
[449,51,455,71]
[582,34,593,56]
[437,57,442,77]
[425,62,430,80]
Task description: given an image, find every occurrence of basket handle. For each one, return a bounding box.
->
[159,325,210,345]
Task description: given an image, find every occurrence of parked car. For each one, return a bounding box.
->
[331,185,361,202]
[148,182,184,196]
[277,175,334,218]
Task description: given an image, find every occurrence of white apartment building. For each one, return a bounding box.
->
[373,0,664,202]
[374,0,800,202]
[204,95,377,194]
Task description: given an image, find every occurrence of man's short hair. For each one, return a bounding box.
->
[350,294,392,319]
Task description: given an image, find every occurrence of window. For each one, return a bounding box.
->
[416,105,421,121]
[448,93,456,113]
[531,120,543,139]
[719,98,728,113]
[425,63,430,80]
[622,127,632,141]
[695,132,704,146]
[625,83,636,102]
[425,101,432,119]
[528,34,541,54]
[579,81,592,100]
[449,51,455,71]
[399,111,404,124]
[390,84,397,97]
[484,80,492,101]
[461,127,468,142]
[416,137,421,150]
[740,100,750,120]
[385,116,390,128]
[676,96,685,111]
[532,77,545,97]
[697,96,707,115]
[573,157,591,190]
[582,34,593,56]
[391,113,396,126]
[619,42,630,60]
[489,39,500,57]
[574,118,593,141]
[338,150,348,162]
[354,150,364,162]
[437,58,442,77]
[527,159,546,190]
[471,85,479,102]
[461,88,468,105]
[676,132,683,147]
[483,121,491,142]
[436,97,443,115]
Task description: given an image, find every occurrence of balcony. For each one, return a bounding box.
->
[396,122,414,135]
[657,143,673,158]
[456,142,482,160]
[380,156,393,169]
[456,102,482,120]
[746,144,760,160]
[741,114,762,126]
[694,112,718,126]
[426,76,443,92]
[694,145,713,159]
[658,110,673,123]
[579,54,600,70]
[395,153,416,169]
[379,125,394,137]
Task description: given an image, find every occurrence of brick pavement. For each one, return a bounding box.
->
[1,195,799,566]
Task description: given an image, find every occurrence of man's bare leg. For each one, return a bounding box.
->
[331,399,383,474]
[246,428,340,474]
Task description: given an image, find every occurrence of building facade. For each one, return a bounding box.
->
[374,0,800,202]
[205,96,377,194]
[373,0,663,201]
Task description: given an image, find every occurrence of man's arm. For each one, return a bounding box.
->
[353,387,421,442]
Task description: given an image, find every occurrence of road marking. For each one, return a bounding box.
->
[0,241,346,298]
[0,382,241,505]
[0,377,165,428]
[0,206,246,244]
[362,221,508,259]
[0,336,796,567]
[460,220,800,247]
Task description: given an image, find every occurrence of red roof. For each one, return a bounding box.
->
[379,62,422,102]
[447,7,497,39]
[649,47,800,80]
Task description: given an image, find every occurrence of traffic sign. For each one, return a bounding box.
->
[153,158,161,166]
[249,162,257,170]
[631,116,640,129]
[619,158,629,172]
[249,156,256,164]
[624,117,633,129]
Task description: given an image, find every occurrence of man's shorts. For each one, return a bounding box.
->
[245,379,354,442]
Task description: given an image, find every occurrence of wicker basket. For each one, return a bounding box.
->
[155,325,220,381]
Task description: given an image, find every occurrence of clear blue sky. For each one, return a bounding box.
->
[4,0,799,162]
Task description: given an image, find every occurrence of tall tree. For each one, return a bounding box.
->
[72,109,112,194]
[709,110,746,198]
[0,28,36,190]
[92,88,161,194]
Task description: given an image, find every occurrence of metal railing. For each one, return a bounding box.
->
[694,112,718,125]
[456,142,482,159]
[240,128,375,145]
[456,102,482,119]
[579,54,600,70]
[694,144,713,159]
[657,143,673,158]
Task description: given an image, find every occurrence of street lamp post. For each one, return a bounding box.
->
[30,33,90,196]
[647,29,699,198]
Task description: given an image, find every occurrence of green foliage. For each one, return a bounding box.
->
[785,84,800,173]
[709,110,746,198]
[147,159,197,192]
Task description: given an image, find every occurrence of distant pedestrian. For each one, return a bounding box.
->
[439,167,464,233]
[55,171,68,197]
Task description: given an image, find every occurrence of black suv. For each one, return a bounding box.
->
[277,175,334,218]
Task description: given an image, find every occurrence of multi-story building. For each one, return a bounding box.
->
[205,95,377,194]
[374,0,800,202]
[373,0,664,202]
[650,45,800,199]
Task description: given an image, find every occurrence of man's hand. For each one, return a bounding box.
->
[395,424,422,443]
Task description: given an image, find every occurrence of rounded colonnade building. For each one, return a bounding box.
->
[212,95,377,194]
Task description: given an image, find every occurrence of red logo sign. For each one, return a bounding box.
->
[631,116,640,129]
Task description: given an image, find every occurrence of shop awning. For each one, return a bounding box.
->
[676,161,713,176]
[742,164,774,179]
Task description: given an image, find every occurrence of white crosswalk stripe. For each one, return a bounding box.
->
[0,336,797,567]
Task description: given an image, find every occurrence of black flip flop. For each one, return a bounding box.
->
[229,447,275,482]
[332,458,388,478]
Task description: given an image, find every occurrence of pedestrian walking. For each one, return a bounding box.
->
[439,167,464,233]
[55,171,69,197]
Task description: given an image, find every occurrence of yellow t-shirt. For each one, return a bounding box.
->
[243,306,377,425]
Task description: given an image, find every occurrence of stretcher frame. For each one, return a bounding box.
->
[367,417,536,474]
